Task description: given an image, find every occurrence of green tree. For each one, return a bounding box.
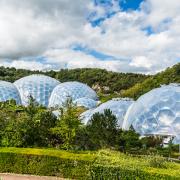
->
[86,109,118,150]
[51,99,81,149]
[117,130,141,152]
[0,100,25,147]
[22,97,56,147]
[140,136,163,149]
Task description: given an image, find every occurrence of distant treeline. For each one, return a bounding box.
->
[0,63,179,99]
[0,67,148,93]
[122,63,180,99]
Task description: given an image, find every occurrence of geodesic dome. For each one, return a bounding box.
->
[0,81,21,104]
[14,74,60,106]
[80,98,134,127]
[173,136,180,144]
[48,81,98,108]
[73,97,98,109]
[122,84,180,142]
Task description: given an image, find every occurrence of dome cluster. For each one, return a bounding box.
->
[80,84,180,143]
[0,74,179,143]
[0,74,99,109]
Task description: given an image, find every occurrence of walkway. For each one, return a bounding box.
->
[0,173,65,180]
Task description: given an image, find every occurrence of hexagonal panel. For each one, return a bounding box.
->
[123,84,180,142]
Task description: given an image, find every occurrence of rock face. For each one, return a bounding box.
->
[92,83,110,93]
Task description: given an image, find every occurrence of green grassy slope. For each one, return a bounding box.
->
[122,63,180,99]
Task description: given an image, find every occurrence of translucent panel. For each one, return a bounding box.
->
[173,136,180,144]
[48,81,98,108]
[14,75,60,107]
[173,117,180,134]
[123,84,180,143]
[73,97,98,109]
[0,81,21,104]
[52,110,60,117]
[80,98,134,127]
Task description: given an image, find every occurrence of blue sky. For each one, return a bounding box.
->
[78,0,145,60]
[120,0,144,10]
[94,0,143,10]
[0,0,179,74]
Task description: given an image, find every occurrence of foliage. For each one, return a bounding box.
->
[0,99,56,147]
[51,99,82,150]
[122,63,180,99]
[0,148,179,179]
[0,63,179,100]
[148,155,168,168]
[86,109,118,149]
[140,136,163,149]
[117,129,142,152]
[74,109,119,150]
[0,66,148,94]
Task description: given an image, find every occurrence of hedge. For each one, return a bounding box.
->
[90,166,179,180]
[0,148,179,179]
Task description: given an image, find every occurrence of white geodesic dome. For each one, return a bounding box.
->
[173,135,180,144]
[122,84,180,142]
[0,81,21,104]
[80,98,134,127]
[73,97,98,109]
[48,81,98,108]
[14,74,60,106]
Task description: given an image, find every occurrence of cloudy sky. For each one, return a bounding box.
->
[0,0,179,74]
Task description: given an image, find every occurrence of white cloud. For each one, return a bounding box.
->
[0,60,54,71]
[141,0,180,30]
[44,48,152,73]
[0,0,90,58]
[130,56,152,69]
[0,0,179,74]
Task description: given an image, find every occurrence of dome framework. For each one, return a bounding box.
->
[123,84,180,143]
[81,98,134,127]
[48,81,98,108]
[0,81,21,104]
[14,74,60,107]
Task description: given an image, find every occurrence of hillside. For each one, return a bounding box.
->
[121,63,180,99]
[0,67,148,94]
[0,63,179,99]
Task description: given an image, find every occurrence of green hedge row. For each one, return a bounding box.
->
[90,166,178,180]
[0,152,90,179]
[0,151,179,179]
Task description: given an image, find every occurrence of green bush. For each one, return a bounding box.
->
[0,148,179,179]
[0,152,91,179]
[148,155,168,168]
[90,165,178,180]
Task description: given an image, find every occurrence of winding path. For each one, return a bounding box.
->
[0,173,65,180]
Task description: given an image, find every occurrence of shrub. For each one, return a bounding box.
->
[86,109,118,150]
[0,148,179,179]
[148,155,168,168]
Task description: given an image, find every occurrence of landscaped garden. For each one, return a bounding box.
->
[0,148,180,179]
[0,98,179,179]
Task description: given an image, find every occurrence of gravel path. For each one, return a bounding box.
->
[0,173,65,180]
